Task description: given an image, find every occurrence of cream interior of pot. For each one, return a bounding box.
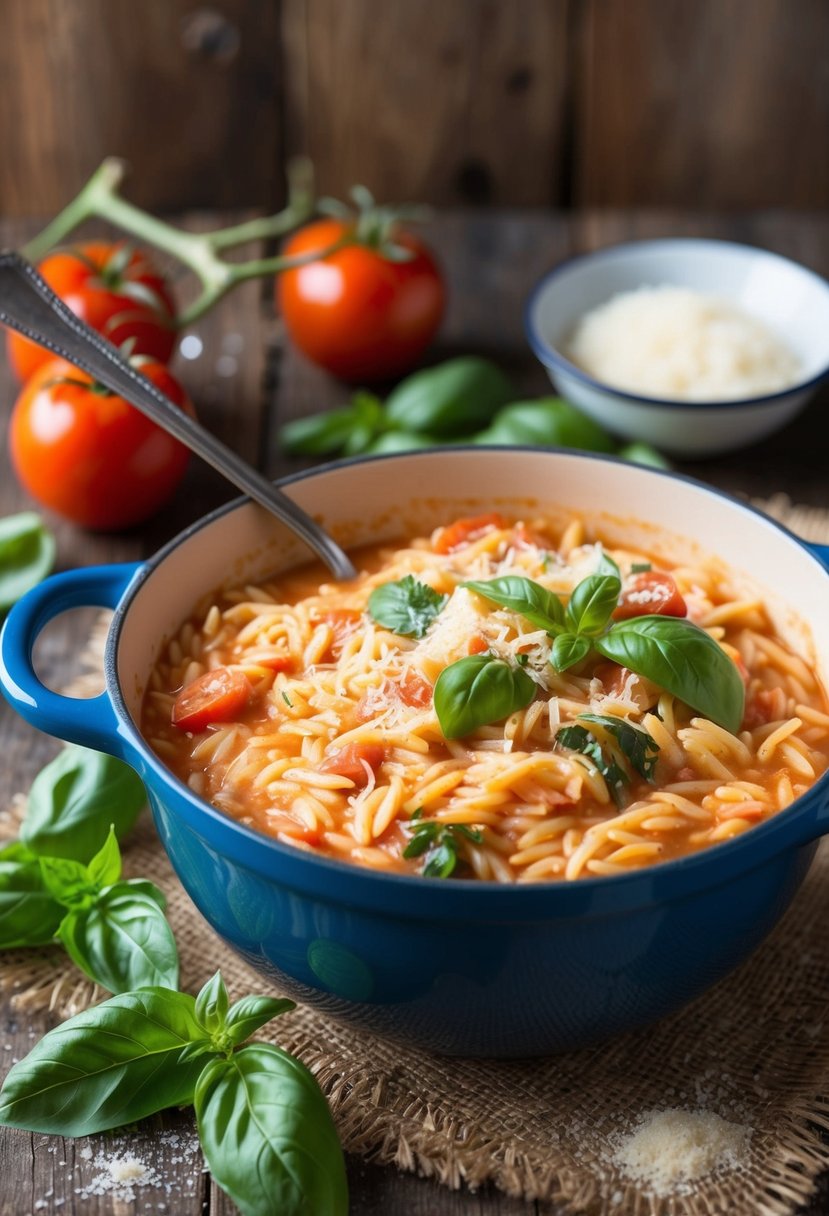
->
[115,450,829,725]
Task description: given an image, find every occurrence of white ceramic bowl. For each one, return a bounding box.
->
[525,238,829,458]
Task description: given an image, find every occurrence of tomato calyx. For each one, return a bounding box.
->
[318,184,432,262]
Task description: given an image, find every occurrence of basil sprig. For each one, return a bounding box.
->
[461,572,744,732]
[0,511,55,612]
[402,808,483,877]
[1,826,179,992]
[21,744,146,861]
[368,574,448,638]
[0,971,347,1216]
[434,654,536,739]
[0,746,173,994]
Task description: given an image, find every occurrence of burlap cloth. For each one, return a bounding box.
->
[4,492,829,1215]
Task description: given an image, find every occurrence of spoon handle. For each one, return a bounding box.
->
[0,250,357,581]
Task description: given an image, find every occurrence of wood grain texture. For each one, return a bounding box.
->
[0,0,282,217]
[281,0,570,205]
[575,0,829,207]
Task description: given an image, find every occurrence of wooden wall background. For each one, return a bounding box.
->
[1,0,827,217]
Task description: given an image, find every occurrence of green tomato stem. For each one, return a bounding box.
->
[21,155,323,329]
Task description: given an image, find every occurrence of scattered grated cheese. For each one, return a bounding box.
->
[612,1106,751,1196]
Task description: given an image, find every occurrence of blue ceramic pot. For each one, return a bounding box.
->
[3,449,829,1057]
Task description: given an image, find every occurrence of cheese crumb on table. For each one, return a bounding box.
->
[611,1106,752,1196]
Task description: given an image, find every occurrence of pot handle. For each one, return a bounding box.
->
[0,562,141,756]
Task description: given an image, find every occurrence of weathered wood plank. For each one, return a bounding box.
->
[281,0,570,207]
[0,0,282,217]
[575,0,829,207]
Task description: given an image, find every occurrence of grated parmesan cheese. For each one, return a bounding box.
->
[612,1106,751,1196]
[566,285,800,401]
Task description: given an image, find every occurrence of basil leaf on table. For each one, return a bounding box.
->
[39,854,96,907]
[566,573,621,635]
[0,512,55,612]
[22,744,146,862]
[595,615,745,733]
[463,575,565,633]
[195,1043,349,1216]
[0,849,64,948]
[368,575,447,638]
[551,633,592,672]
[340,391,388,456]
[383,355,514,437]
[0,988,208,1135]
[56,886,179,993]
[364,430,441,454]
[434,654,536,739]
[195,969,230,1034]
[473,397,616,452]
[224,995,297,1047]
[280,404,365,457]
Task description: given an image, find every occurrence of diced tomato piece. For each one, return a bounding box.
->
[314,608,362,660]
[512,523,548,550]
[468,634,490,656]
[319,742,385,784]
[255,653,295,673]
[432,512,507,555]
[675,766,697,781]
[398,669,433,707]
[268,814,322,846]
[593,660,629,697]
[172,668,251,732]
[743,687,782,730]
[613,571,687,620]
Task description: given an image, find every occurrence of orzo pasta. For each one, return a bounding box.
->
[140,512,829,881]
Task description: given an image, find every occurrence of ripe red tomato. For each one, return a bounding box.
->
[276,218,445,382]
[6,242,177,382]
[9,357,194,531]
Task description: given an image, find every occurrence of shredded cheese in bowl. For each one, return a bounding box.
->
[565,285,801,401]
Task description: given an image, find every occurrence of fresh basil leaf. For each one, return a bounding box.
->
[0,988,205,1135]
[368,575,447,638]
[280,406,362,457]
[195,1043,349,1216]
[596,551,621,580]
[22,745,146,862]
[463,575,565,633]
[117,877,167,909]
[85,826,122,890]
[566,574,621,635]
[403,818,483,877]
[384,355,514,438]
[39,855,94,907]
[0,512,55,612]
[617,441,672,470]
[434,655,536,739]
[0,853,64,948]
[225,996,297,1047]
[577,713,660,781]
[56,887,179,994]
[195,971,229,1035]
[341,392,388,457]
[472,397,616,452]
[556,724,629,806]
[596,615,745,733]
[551,633,592,672]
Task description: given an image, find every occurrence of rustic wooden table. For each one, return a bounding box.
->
[1,208,828,1215]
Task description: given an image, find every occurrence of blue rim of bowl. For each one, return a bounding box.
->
[103,446,829,908]
[524,236,829,411]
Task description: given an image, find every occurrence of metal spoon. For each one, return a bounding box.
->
[0,250,358,580]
